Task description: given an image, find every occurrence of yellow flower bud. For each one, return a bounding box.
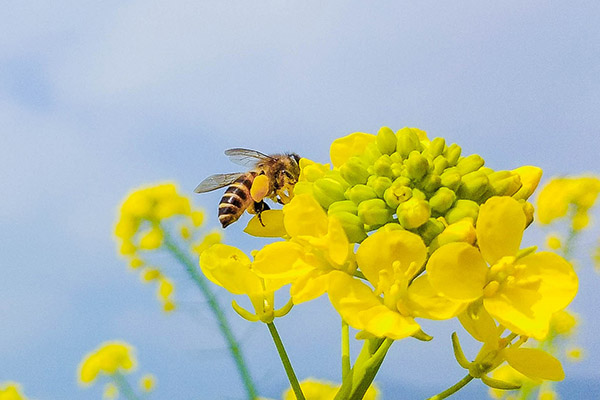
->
[427,137,446,159]
[358,198,392,226]
[373,154,394,178]
[433,155,449,175]
[444,143,462,166]
[546,234,562,250]
[566,347,584,361]
[396,127,423,158]
[512,166,543,200]
[346,184,378,204]
[489,170,522,196]
[440,169,462,191]
[139,374,156,392]
[430,218,476,250]
[405,150,429,180]
[339,156,370,185]
[420,173,442,193]
[313,177,347,208]
[429,187,456,214]
[368,176,393,198]
[457,170,490,202]
[445,199,479,224]
[361,141,383,164]
[397,197,431,229]
[376,126,397,154]
[329,132,376,167]
[456,154,485,175]
[328,200,358,215]
[383,185,412,208]
[329,211,367,243]
[521,200,535,227]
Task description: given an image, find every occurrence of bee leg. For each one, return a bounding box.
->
[253,201,270,227]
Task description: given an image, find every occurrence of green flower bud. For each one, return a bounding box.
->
[405,150,429,180]
[376,126,397,155]
[373,154,394,178]
[358,198,392,226]
[397,197,431,229]
[411,188,427,201]
[445,199,479,224]
[428,137,446,159]
[392,176,411,187]
[330,211,368,243]
[479,167,494,175]
[444,143,462,166]
[328,200,358,215]
[323,170,350,187]
[417,218,446,244]
[456,170,490,202]
[379,222,406,232]
[429,219,477,252]
[369,176,393,198]
[303,164,327,182]
[488,170,522,196]
[433,155,449,175]
[391,162,404,178]
[419,173,442,193]
[313,177,347,208]
[383,185,412,208]
[440,168,462,191]
[456,154,485,175]
[390,152,403,163]
[396,127,423,158]
[429,187,457,214]
[345,184,378,204]
[340,156,371,186]
[361,142,383,164]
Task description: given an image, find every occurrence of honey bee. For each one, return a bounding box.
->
[194,148,302,228]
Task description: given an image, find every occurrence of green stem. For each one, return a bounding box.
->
[267,322,305,400]
[348,338,394,400]
[162,230,258,400]
[426,374,474,400]
[112,372,140,400]
[341,320,351,381]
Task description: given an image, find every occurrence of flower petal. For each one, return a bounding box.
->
[283,194,328,238]
[290,269,332,304]
[302,218,349,266]
[457,305,498,345]
[328,272,381,330]
[252,241,311,281]
[363,305,421,340]
[199,244,263,295]
[477,196,525,264]
[426,242,487,301]
[406,276,469,320]
[329,132,376,167]
[503,347,565,381]
[356,230,427,286]
[244,210,287,237]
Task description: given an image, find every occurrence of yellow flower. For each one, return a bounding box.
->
[139,374,156,392]
[329,132,376,168]
[282,378,378,400]
[78,341,137,385]
[427,196,578,339]
[329,230,466,340]
[0,382,28,400]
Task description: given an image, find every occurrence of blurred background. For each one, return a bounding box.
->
[1,1,599,399]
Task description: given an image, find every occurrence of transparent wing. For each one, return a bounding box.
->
[224,148,273,167]
[194,172,244,193]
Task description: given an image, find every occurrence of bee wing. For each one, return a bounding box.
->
[224,148,273,167]
[194,172,245,193]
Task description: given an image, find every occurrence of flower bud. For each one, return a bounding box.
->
[396,127,423,158]
[456,154,485,176]
[429,187,456,214]
[313,177,347,208]
[512,166,543,200]
[433,155,449,175]
[330,211,367,243]
[373,154,394,178]
[456,170,490,202]
[358,198,392,226]
[361,142,383,164]
[430,219,477,251]
[417,218,446,244]
[411,188,427,200]
[345,184,378,204]
[392,176,411,187]
[444,143,462,166]
[397,197,431,229]
[339,156,370,185]
[428,137,446,159]
[521,200,535,227]
[489,170,522,196]
[369,176,393,198]
[302,163,328,182]
[420,173,442,193]
[405,150,429,180]
[445,199,479,224]
[440,169,462,191]
[376,126,397,155]
[390,152,403,163]
[383,185,412,208]
[328,200,358,215]
[391,162,404,177]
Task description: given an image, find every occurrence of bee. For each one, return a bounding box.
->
[194,148,302,228]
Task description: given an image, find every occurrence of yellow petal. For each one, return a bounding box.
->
[356,230,427,286]
[244,210,287,238]
[290,269,332,304]
[512,166,543,201]
[477,197,526,264]
[329,132,376,167]
[328,271,382,331]
[426,242,487,301]
[503,347,565,381]
[302,217,349,266]
[457,305,498,345]
[251,241,311,281]
[406,276,469,320]
[283,194,328,238]
[536,178,571,224]
[518,252,578,313]
[362,304,421,340]
[199,244,263,295]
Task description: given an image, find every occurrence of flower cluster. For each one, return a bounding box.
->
[114,182,220,311]
[0,383,29,400]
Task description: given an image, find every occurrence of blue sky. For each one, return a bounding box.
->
[1,1,600,399]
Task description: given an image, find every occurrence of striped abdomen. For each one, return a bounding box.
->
[218,172,257,228]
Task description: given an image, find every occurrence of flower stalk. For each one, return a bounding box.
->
[267,322,305,400]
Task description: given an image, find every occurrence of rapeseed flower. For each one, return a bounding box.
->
[427,196,578,339]
[78,341,136,385]
[0,383,28,400]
